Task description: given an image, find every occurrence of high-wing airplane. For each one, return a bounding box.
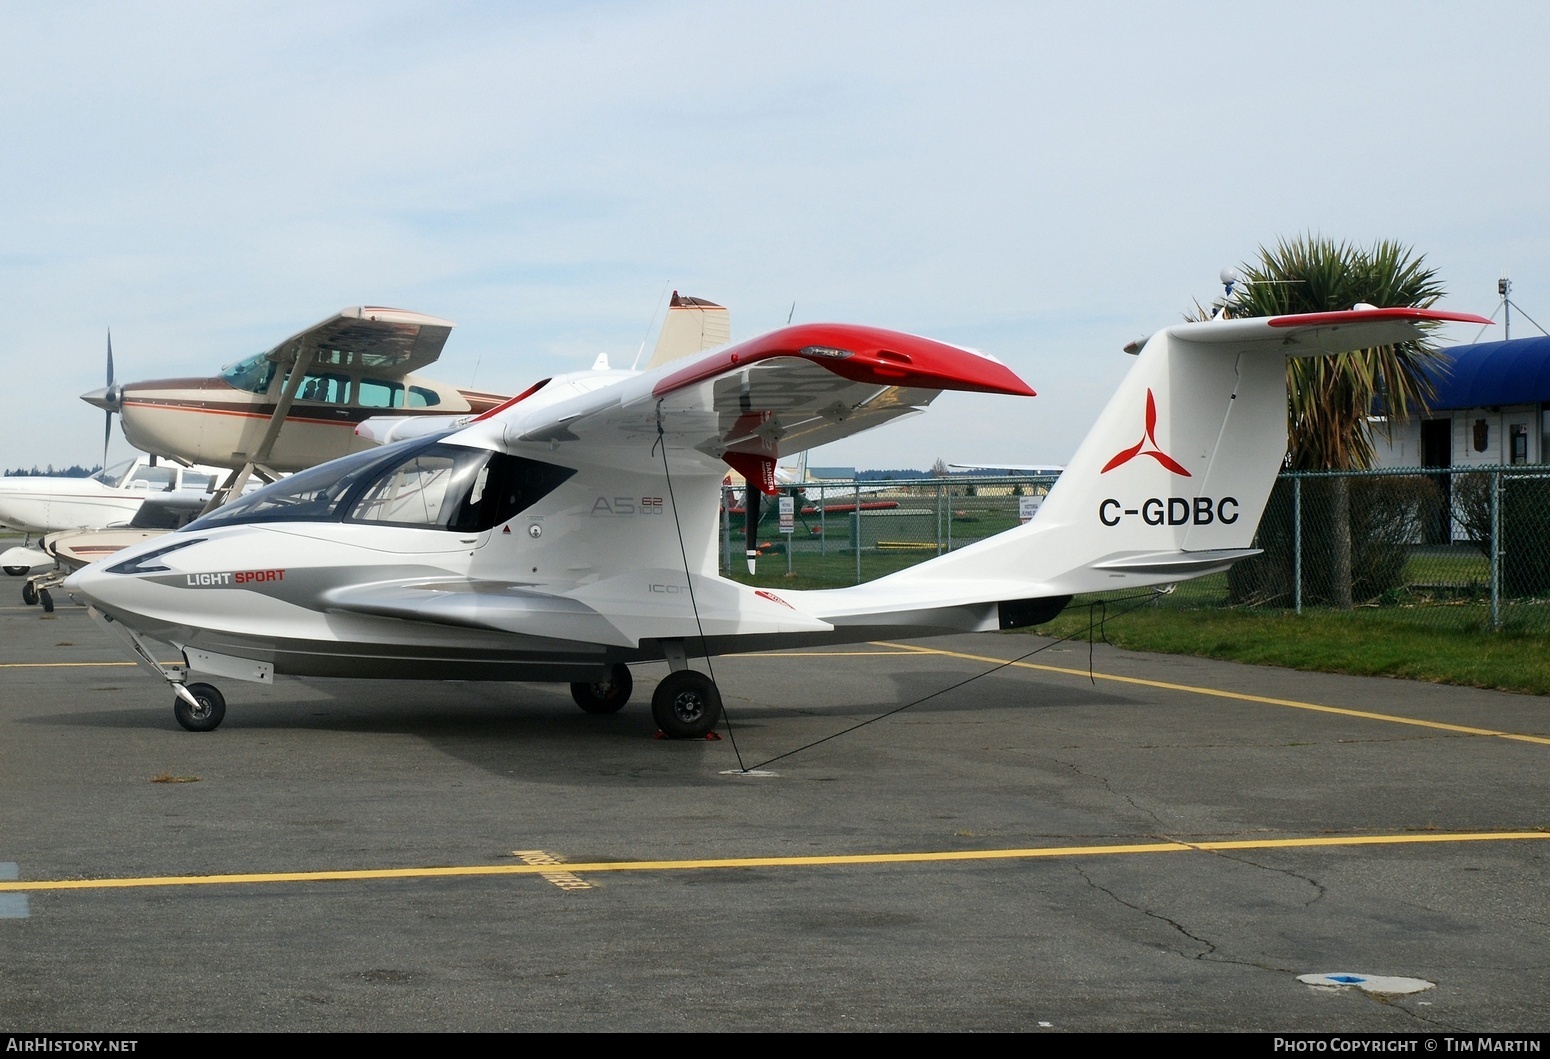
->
[79,307,501,508]
[79,294,732,510]
[64,304,1486,736]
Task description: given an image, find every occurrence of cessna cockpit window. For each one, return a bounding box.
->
[218,354,279,395]
[188,437,574,532]
[297,373,350,404]
[357,379,443,409]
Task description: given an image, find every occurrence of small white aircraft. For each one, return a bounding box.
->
[65,304,1485,735]
[0,458,222,567]
[0,457,226,609]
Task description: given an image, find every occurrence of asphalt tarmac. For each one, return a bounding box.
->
[2,597,1547,1032]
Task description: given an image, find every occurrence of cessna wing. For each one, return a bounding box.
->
[260,306,455,377]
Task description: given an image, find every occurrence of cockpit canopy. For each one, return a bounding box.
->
[189,436,574,533]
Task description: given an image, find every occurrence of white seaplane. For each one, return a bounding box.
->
[64,302,1485,735]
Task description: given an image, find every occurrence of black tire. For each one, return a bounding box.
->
[174,683,226,732]
[4,565,29,576]
[21,582,38,606]
[571,663,633,714]
[38,589,53,613]
[650,670,723,739]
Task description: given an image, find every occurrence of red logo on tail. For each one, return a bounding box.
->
[1101,389,1191,476]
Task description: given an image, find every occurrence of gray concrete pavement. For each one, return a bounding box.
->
[1,598,1547,1031]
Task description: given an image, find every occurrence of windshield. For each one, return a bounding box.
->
[188,436,574,533]
[219,353,278,395]
[91,459,137,487]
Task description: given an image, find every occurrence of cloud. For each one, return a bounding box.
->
[1,0,1545,471]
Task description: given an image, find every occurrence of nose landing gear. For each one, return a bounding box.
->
[173,682,226,732]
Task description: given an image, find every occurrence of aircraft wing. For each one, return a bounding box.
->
[490,323,1034,473]
[1125,306,1486,356]
[263,306,455,377]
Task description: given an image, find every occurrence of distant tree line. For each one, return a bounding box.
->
[856,468,932,481]
[3,465,100,478]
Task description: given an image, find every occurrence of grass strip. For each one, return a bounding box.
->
[1029,604,1550,696]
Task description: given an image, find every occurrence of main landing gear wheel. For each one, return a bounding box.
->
[38,589,53,614]
[651,670,723,739]
[571,663,634,715]
[4,565,28,576]
[174,682,226,732]
[21,581,38,606]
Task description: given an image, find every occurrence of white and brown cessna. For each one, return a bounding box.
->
[80,295,730,508]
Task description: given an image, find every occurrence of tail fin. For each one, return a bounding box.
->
[883,307,1487,597]
[646,292,731,369]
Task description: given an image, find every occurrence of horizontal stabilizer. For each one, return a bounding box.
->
[1086,549,1262,576]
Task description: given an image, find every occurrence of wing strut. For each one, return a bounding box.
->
[201,342,317,513]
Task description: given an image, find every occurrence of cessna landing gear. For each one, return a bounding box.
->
[21,581,38,605]
[4,565,28,576]
[173,682,226,732]
[651,670,723,739]
[570,663,633,715]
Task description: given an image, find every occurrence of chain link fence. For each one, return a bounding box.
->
[720,476,1058,586]
[721,466,1550,633]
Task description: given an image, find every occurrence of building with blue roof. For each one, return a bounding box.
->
[1374,336,1550,469]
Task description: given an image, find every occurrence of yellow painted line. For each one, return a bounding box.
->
[732,650,921,658]
[878,642,1550,747]
[2,831,1545,893]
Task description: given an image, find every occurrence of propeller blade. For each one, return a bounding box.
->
[102,329,116,470]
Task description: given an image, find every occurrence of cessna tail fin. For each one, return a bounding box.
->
[645,292,731,369]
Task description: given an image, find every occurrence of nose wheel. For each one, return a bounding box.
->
[650,670,723,739]
[570,663,634,714]
[173,682,226,732]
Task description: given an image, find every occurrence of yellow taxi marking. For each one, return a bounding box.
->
[513,850,593,891]
[734,650,923,657]
[2,831,1546,893]
[877,642,1550,747]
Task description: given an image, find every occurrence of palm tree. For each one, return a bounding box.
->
[1223,237,1449,607]
[1225,236,1448,471]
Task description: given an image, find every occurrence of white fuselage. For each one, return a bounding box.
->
[0,460,223,535]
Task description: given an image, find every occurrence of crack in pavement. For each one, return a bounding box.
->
[1053,756,1168,829]
[1071,861,1218,959]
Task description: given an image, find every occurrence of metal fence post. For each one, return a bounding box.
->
[1490,466,1501,631]
[936,483,948,551]
[854,482,862,585]
[1293,475,1302,615]
[722,484,731,573]
[935,480,943,555]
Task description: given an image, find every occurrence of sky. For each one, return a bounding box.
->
[3,1,1547,473]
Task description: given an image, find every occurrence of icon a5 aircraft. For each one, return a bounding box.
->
[66,304,1485,736]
